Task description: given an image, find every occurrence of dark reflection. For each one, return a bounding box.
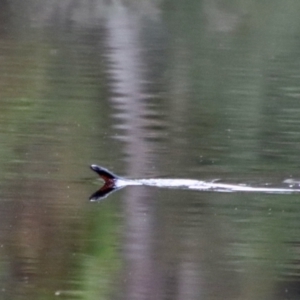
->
[89,185,123,201]
[0,0,11,36]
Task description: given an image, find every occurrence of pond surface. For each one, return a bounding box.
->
[1,1,300,299]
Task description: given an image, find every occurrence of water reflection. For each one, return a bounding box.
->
[1,1,300,300]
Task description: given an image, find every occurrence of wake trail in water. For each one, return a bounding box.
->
[89,165,300,200]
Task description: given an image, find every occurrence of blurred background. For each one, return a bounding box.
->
[1,0,300,299]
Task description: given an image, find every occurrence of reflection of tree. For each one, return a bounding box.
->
[102,2,244,300]
[103,3,164,299]
[102,2,238,299]
[1,0,300,299]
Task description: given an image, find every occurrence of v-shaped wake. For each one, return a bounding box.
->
[89,165,300,201]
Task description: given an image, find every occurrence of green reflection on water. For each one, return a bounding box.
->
[1,1,300,299]
[81,203,121,300]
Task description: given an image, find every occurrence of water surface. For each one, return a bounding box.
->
[1,1,300,299]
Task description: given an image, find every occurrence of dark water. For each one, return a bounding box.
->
[1,1,300,299]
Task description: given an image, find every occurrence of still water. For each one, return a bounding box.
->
[1,1,300,299]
